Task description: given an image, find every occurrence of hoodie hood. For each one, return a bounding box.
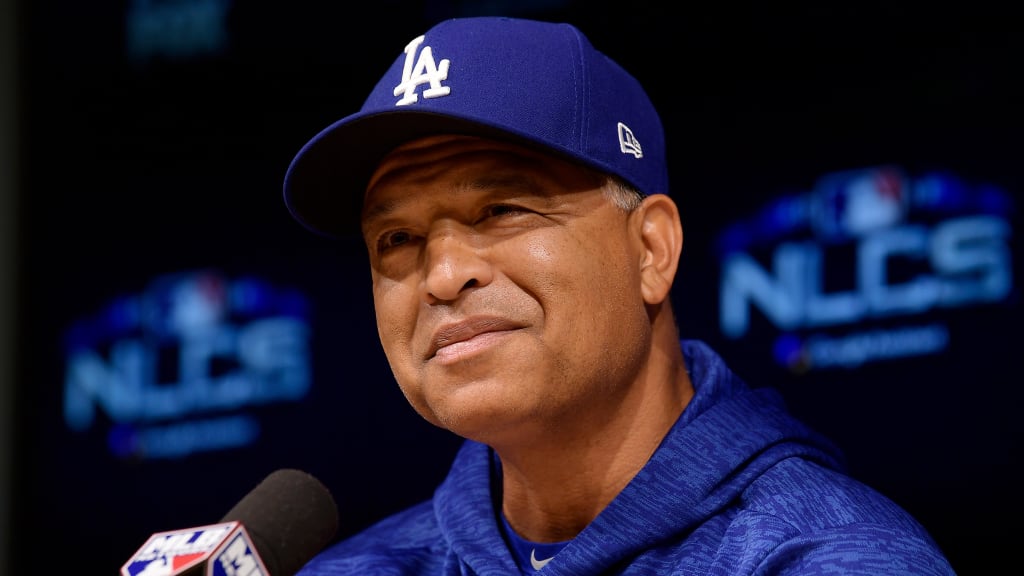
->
[433,340,846,574]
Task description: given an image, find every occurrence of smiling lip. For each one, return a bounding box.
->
[428,316,523,362]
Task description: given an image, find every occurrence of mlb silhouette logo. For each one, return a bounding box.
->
[812,166,910,241]
[144,270,230,338]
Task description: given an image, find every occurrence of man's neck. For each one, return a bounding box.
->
[496,364,694,543]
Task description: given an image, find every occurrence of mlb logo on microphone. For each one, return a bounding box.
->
[121,521,268,576]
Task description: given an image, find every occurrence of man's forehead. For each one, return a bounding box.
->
[373,135,538,174]
[383,134,485,156]
[366,134,599,195]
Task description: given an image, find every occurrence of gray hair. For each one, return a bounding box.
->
[604,176,646,212]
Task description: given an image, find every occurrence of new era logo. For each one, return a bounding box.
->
[618,122,642,158]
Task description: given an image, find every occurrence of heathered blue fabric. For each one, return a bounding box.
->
[297,340,955,575]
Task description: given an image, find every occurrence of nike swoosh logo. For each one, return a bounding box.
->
[530,548,554,570]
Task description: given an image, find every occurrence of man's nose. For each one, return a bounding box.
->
[421,225,493,302]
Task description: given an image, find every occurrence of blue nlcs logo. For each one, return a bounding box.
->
[121,521,267,576]
[716,166,1014,371]
[62,270,312,459]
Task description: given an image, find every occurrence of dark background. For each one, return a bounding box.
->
[6,0,1022,573]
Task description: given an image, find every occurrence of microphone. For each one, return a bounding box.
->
[120,468,339,576]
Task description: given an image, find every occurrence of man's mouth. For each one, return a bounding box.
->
[428,316,524,361]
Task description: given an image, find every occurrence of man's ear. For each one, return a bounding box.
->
[636,194,683,306]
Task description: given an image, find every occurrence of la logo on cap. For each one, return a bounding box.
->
[393,35,451,106]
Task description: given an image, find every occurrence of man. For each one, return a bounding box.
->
[282,16,955,575]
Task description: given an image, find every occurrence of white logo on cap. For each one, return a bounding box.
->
[393,34,451,106]
[618,122,642,158]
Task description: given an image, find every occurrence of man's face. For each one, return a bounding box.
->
[361,135,654,445]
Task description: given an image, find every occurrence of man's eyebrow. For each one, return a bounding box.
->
[361,196,403,227]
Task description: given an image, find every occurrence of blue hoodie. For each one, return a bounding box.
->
[297,340,955,575]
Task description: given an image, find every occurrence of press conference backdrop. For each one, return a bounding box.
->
[1,0,20,571]
[11,1,1021,574]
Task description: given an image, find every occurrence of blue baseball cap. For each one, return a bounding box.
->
[283,16,669,238]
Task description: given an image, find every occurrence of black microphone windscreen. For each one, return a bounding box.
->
[220,468,339,576]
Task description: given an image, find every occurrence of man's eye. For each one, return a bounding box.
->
[485,204,524,218]
[378,230,412,251]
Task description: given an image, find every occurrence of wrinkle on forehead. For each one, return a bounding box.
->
[362,135,604,225]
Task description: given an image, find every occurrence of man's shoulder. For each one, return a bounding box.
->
[731,459,955,573]
[745,458,919,528]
